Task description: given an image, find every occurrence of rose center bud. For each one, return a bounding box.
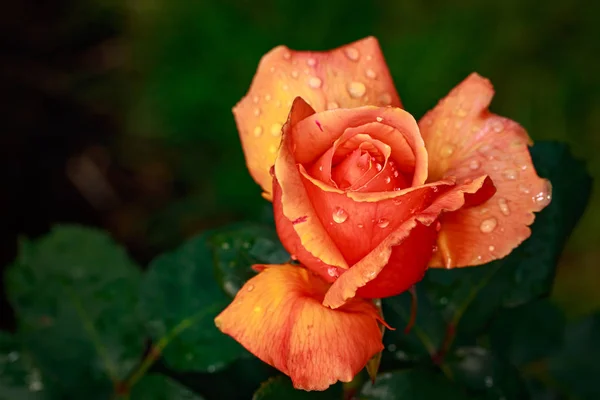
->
[327,138,410,192]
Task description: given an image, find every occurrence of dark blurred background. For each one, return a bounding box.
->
[1,0,598,329]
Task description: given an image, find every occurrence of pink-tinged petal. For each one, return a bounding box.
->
[215,265,385,391]
[323,175,493,308]
[420,73,550,267]
[234,37,401,198]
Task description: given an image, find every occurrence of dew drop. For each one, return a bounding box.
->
[387,344,397,352]
[270,123,282,136]
[327,101,339,110]
[307,58,317,67]
[519,184,530,194]
[319,165,324,171]
[283,51,291,60]
[378,92,392,105]
[247,284,254,292]
[489,245,496,252]
[327,267,339,277]
[440,144,455,158]
[221,242,231,250]
[469,159,480,170]
[253,126,263,137]
[269,66,275,73]
[365,68,377,79]
[269,145,277,154]
[357,223,364,228]
[253,108,261,117]
[282,84,289,91]
[252,95,259,104]
[344,47,360,61]
[455,108,467,117]
[253,306,262,312]
[436,221,442,232]
[485,376,494,388]
[347,81,366,98]
[393,198,403,205]
[377,218,390,228]
[393,170,399,177]
[7,351,19,362]
[376,117,383,122]
[498,197,510,216]
[534,180,553,207]
[384,176,391,184]
[291,70,299,78]
[308,76,322,89]
[480,218,497,233]
[492,120,504,132]
[375,163,382,171]
[332,207,348,223]
[503,169,518,180]
[366,54,373,61]
[265,94,272,101]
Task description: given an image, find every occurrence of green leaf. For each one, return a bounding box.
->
[381,287,445,363]
[359,369,469,399]
[446,347,529,400]
[139,231,246,373]
[5,225,144,398]
[130,374,204,400]
[0,332,47,400]
[252,376,342,400]
[490,300,565,367]
[425,141,591,336]
[208,223,289,297]
[548,312,600,399]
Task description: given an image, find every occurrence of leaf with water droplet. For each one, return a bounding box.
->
[0,332,50,399]
[359,368,468,399]
[140,231,248,374]
[209,223,289,298]
[445,347,529,400]
[5,226,144,398]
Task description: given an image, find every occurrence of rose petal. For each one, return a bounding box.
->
[234,37,401,198]
[274,99,349,269]
[215,265,384,391]
[420,73,550,267]
[323,175,492,308]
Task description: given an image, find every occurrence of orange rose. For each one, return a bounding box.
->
[216,37,551,390]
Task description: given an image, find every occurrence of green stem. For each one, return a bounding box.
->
[125,305,221,391]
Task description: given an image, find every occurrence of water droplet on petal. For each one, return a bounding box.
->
[378,92,392,105]
[492,121,504,132]
[393,170,399,177]
[489,245,496,252]
[247,284,254,292]
[365,68,377,79]
[377,218,390,228]
[376,117,383,122]
[485,376,494,388]
[308,76,322,88]
[344,47,360,61]
[269,145,277,154]
[357,223,364,228]
[270,123,282,136]
[387,344,397,352]
[436,221,442,232]
[534,180,553,207]
[503,169,518,180]
[327,101,339,110]
[221,242,231,250]
[253,126,263,137]
[253,108,261,117]
[283,51,291,60]
[384,176,391,184]
[519,184,531,194]
[307,58,317,67]
[375,163,382,171]
[498,198,510,216]
[291,70,299,78]
[469,159,480,170]
[393,198,403,205]
[440,144,455,158]
[252,95,259,104]
[455,108,467,117]
[347,81,366,98]
[332,207,348,223]
[327,267,338,277]
[319,165,323,171]
[265,94,272,101]
[480,218,498,233]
